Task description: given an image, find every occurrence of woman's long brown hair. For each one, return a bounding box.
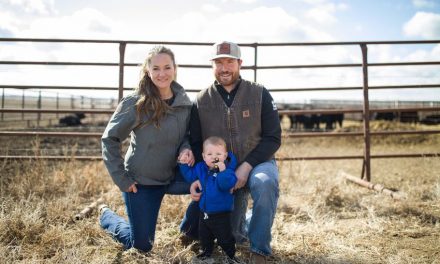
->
[135,46,176,128]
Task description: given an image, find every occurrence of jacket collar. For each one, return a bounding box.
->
[171,81,192,107]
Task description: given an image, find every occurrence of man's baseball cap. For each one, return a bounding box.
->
[211,41,241,60]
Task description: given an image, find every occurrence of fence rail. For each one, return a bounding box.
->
[1,37,440,181]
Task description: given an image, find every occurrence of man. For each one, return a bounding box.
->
[183,41,281,264]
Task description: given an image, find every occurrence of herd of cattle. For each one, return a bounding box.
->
[373,111,440,125]
[281,111,440,131]
[58,111,440,130]
[282,113,345,131]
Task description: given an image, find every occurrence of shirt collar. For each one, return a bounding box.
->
[214,77,242,94]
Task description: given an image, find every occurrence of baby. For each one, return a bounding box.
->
[178,136,239,263]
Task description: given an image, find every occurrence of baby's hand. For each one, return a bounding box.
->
[178,149,194,166]
[217,161,226,172]
[178,154,190,164]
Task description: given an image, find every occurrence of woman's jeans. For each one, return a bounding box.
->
[99,170,199,252]
[181,160,279,256]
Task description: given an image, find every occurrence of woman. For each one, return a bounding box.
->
[100,46,197,252]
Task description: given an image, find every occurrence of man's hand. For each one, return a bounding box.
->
[189,180,202,201]
[178,148,195,166]
[234,162,252,190]
[127,182,138,193]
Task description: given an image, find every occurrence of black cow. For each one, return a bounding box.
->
[320,113,344,130]
[399,111,419,123]
[374,112,396,121]
[289,114,321,131]
[421,114,440,125]
[288,114,301,130]
[373,111,419,123]
[59,113,86,126]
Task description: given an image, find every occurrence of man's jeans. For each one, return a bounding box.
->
[181,160,279,256]
[100,169,199,252]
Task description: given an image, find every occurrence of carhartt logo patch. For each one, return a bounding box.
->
[243,110,250,118]
[218,42,231,55]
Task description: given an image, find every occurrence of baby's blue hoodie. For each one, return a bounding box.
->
[179,152,237,214]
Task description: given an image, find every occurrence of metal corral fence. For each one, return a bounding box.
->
[0,38,440,181]
[0,89,117,127]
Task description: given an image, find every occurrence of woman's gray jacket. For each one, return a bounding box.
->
[102,81,192,192]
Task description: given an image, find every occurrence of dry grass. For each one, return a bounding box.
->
[1,121,439,263]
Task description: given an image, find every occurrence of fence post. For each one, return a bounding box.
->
[56,93,59,119]
[37,90,42,127]
[22,89,25,120]
[360,44,371,182]
[1,88,4,121]
[91,97,95,123]
[118,42,127,102]
[253,43,258,82]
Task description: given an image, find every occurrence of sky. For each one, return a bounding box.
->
[0,0,439,103]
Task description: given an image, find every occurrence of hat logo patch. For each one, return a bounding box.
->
[243,110,250,118]
[218,43,231,55]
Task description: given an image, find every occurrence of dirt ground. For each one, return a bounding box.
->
[0,121,439,263]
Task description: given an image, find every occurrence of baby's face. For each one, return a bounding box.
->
[202,144,227,168]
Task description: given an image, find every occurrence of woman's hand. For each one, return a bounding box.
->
[127,182,138,193]
[189,180,202,201]
[178,148,195,166]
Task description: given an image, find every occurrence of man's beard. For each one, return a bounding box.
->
[216,71,239,87]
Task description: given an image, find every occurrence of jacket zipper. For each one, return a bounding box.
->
[227,107,234,154]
